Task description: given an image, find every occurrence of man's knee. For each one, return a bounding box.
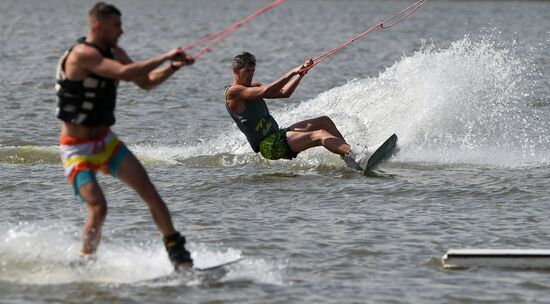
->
[317,115,334,126]
[133,178,161,203]
[90,202,107,221]
[79,183,108,219]
[134,177,156,194]
[83,197,107,224]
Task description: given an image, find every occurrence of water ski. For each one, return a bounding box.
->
[193,257,243,272]
[364,134,398,174]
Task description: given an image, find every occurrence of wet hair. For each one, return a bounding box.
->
[88,2,121,25]
[233,52,256,69]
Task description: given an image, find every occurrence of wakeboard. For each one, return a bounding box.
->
[364,134,398,174]
[193,257,243,272]
[143,258,244,284]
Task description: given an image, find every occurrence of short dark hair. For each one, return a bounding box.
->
[88,2,121,24]
[233,52,256,69]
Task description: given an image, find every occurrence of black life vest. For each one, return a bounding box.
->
[55,37,118,126]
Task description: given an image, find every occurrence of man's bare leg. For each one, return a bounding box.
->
[78,181,107,255]
[288,116,346,142]
[286,129,352,155]
[287,117,362,170]
[116,152,192,269]
[116,153,177,236]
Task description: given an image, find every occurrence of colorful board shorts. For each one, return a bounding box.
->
[259,128,298,160]
[59,130,130,202]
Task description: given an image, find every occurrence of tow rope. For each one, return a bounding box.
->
[305,0,429,71]
[182,0,285,59]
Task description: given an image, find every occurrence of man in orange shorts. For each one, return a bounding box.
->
[56,2,193,270]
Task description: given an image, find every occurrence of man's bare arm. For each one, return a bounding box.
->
[268,74,305,99]
[228,69,299,102]
[115,48,195,90]
[266,58,312,99]
[75,45,182,82]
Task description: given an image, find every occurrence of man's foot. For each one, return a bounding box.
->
[69,250,97,267]
[175,262,193,271]
[163,232,193,271]
[341,152,363,171]
[79,250,97,260]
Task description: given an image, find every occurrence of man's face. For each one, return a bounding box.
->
[98,14,123,48]
[237,65,255,85]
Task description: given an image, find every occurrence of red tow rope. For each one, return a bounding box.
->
[306,0,429,71]
[183,0,285,59]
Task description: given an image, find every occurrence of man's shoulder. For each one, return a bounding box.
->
[226,84,244,94]
[71,43,103,61]
[73,44,128,64]
[228,83,263,92]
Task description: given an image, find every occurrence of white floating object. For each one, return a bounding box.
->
[442,249,550,269]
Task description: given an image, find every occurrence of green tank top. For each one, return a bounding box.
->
[225,85,279,152]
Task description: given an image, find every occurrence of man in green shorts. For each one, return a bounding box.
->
[225,52,362,170]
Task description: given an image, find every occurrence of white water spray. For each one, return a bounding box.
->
[133,36,547,168]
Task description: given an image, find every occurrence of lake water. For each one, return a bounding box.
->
[1,0,550,303]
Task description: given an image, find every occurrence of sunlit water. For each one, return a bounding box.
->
[1,0,550,303]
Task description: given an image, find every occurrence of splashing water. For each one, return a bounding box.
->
[2,36,545,169]
[0,222,280,286]
[179,35,546,168]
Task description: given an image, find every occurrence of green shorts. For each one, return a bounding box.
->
[259,128,298,160]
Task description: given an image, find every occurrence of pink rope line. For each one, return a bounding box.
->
[183,0,285,59]
[381,0,428,29]
[306,0,429,71]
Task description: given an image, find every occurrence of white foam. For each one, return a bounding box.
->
[0,222,283,286]
[131,35,546,168]
[222,256,287,286]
